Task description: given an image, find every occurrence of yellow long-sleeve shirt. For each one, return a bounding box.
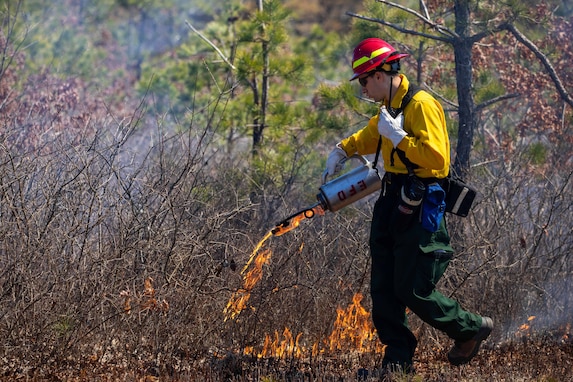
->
[340,75,450,179]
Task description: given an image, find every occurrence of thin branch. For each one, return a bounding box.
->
[185,20,236,71]
[475,93,521,112]
[421,82,458,109]
[346,12,452,43]
[468,26,506,45]
[502,22,573,108]
[419,0,430,20]
[0,0,26,80]
[377,0,458,39]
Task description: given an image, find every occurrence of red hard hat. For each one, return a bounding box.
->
[350,38,408,81]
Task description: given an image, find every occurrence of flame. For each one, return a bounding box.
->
[119,277,168,315]
[223,239,304,321]
[243,293,384,358]
[252,327,304,359]
[227,206,385,356]
[224,232,273,321]
[328,292,384,354]
[241,231,273,274]
[562,322,572,343]
[224,205,324,320]
[245,328,304,359]
[516,315,536,337]
[515,316,573,343]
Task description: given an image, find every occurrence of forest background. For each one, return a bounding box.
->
[0,0,572,380]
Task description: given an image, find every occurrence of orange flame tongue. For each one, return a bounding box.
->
[328,292,383,353]
[516,315,536,337]
[224,232,273,321]
[240,231,272,274]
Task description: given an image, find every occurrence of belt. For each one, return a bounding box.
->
[383,172,444,185]
[383,172,408,185]
[382,172,444,197]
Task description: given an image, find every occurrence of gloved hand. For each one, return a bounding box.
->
[322,145,347,184]
[378,107,407,148]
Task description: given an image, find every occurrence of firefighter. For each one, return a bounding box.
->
[323,38,493,376]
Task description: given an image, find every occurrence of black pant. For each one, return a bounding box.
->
[368,173,481,368]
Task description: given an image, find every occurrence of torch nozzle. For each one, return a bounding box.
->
[271,203,324,236]
[271,221,290,236]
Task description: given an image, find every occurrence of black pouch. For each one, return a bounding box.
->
[444,175,477,217]
[391,175,425,233]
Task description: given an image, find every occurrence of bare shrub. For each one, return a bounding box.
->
[444,157,572,343]
[1,99,571,380]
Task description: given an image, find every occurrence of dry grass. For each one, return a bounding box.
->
[1,339,571,381]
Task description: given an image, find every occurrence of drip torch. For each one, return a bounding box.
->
[272,156,382,236]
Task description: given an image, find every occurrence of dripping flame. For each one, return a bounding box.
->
[224,231,273,321]
[224,204,323,320]
[223,203,386,358]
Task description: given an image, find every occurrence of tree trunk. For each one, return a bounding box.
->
[252,75,261,157]
[253,38,269,157]
[252,0,268,158]
[453,0,475,177]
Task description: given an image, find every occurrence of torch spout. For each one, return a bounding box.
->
[271,202,324,236]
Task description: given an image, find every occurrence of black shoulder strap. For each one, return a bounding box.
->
[388,85,422,170]
[373,135,382,169]
[393,147,418,175]
[387,84,421,118]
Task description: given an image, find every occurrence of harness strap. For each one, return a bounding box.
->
[387,85,421,170]
[373,135,382,169]
[388,84,420,118]
[391,147,418,176]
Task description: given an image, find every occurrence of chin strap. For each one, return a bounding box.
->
[387,75,400,118]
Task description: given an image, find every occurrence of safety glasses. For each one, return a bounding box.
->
[358,71,376,87]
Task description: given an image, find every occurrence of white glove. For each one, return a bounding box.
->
[322,145,347,184]
[378,107,407,148]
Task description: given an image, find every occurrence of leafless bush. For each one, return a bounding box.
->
[1,96,571,379]
[0,89,377,375]
[0,88,571,381]
[443,157,572,343]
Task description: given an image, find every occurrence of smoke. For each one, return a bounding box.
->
[502,273,573,342]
